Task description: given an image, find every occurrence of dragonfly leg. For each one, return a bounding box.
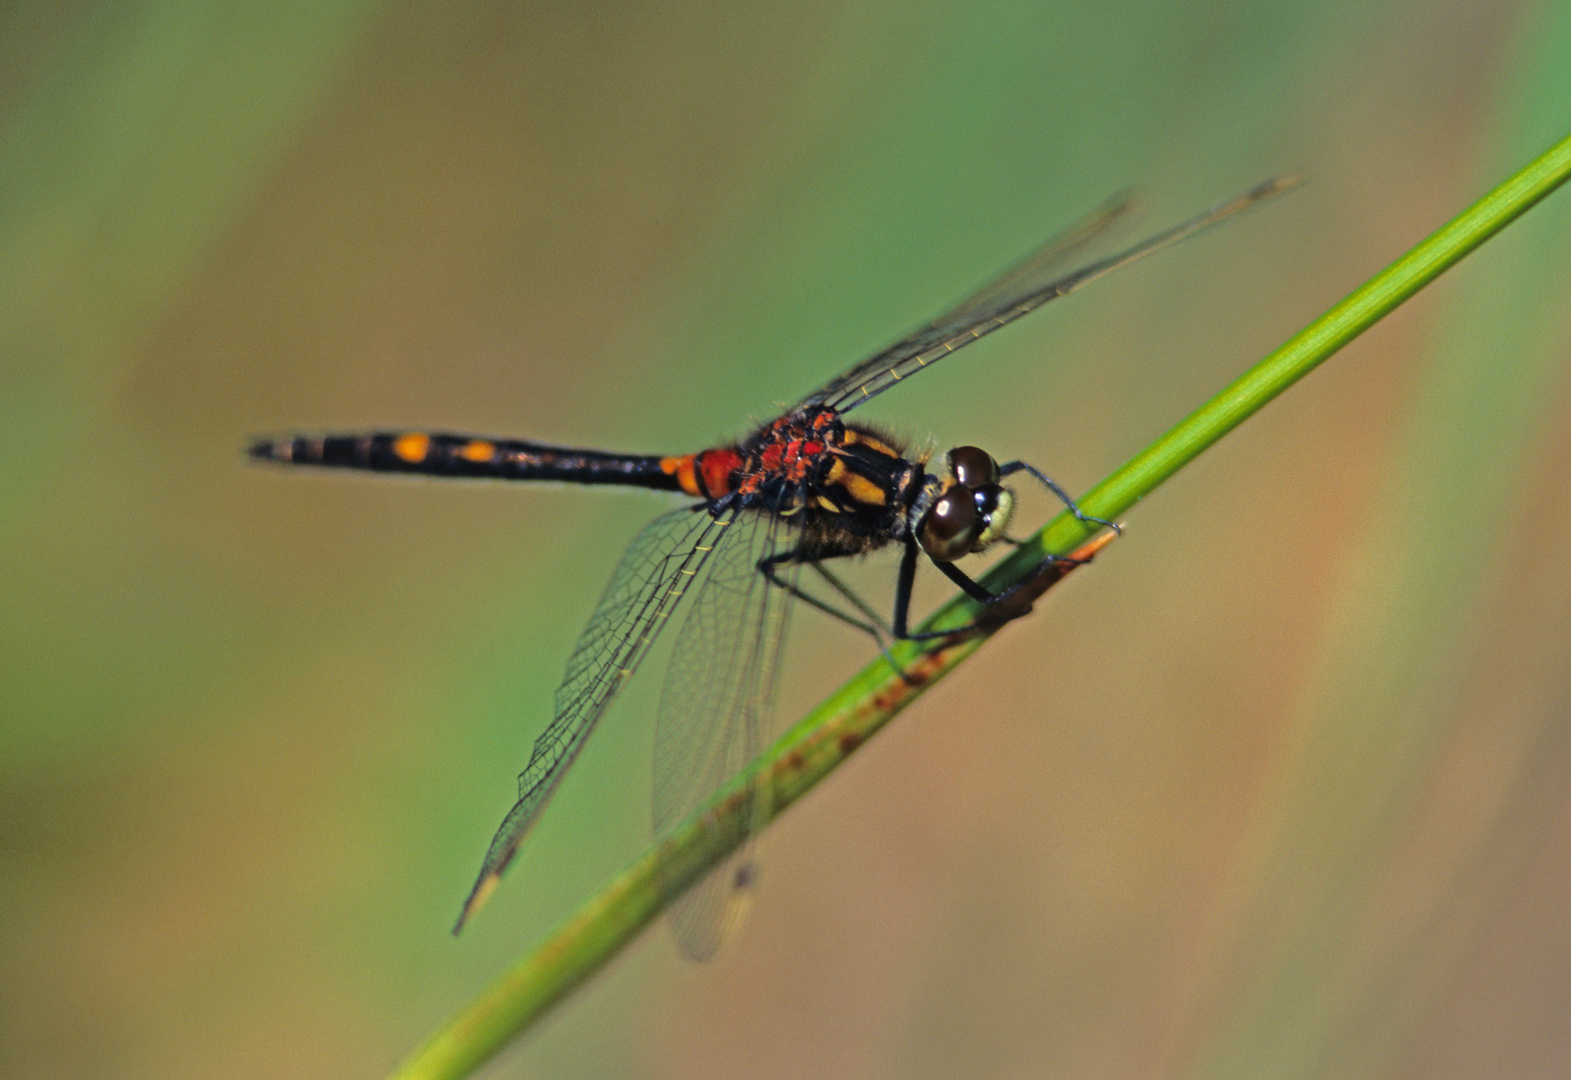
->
[893,539,968,640]
[758,550,913,677]
[757,551,888,644]
[999,460,1121,534]
[894,553,997,643]
[897,539,1093,643]
[808,562,897,641]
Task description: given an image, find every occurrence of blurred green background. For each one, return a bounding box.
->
[4,2,1570,1078]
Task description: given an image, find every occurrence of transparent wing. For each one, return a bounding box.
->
[652,509,798,960]
[804,176,1296,414]
[796,192,1132,414]
[454,504,736,932]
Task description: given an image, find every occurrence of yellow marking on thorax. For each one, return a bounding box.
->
[826,458,887,506]
[841,471,887,506]
[393,432,431,463]
[841,427,901,457]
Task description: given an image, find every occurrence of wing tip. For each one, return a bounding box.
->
[452,871,503,936]
[1260,172,1304,196]
[1237,173,1303,211]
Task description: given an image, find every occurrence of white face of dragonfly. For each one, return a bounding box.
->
[915,445,1015,562]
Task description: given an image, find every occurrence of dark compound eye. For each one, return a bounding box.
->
[972,483,1005,521]
[948,445,999,490]
[918,487,981,562]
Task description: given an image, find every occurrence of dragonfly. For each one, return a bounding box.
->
[251,176,1292,958]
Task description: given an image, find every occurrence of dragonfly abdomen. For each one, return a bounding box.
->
[250,432,685,488]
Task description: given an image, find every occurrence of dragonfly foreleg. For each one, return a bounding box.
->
[901,539,1091,643]
[998,460,1120,534]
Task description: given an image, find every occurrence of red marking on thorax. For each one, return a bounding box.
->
[686,409,847,500]
[758,437,825,480]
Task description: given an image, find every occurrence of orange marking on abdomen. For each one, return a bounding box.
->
[460,439,496,463]
[661,454,703,497]
[393,432,431,463]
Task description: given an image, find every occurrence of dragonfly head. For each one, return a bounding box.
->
[915,446,1015,562]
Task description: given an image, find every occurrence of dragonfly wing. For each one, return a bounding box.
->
[805,176,1295,414]
[798,192,1134,414]
[454,504,732,932]
[652,509,797,960]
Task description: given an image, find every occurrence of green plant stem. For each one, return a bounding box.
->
[390,130,1571,1080]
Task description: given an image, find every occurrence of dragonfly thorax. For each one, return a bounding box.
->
[676,408,921,552]
[695,410,1017,568]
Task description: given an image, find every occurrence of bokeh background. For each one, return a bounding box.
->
[4,2,1571,1078]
